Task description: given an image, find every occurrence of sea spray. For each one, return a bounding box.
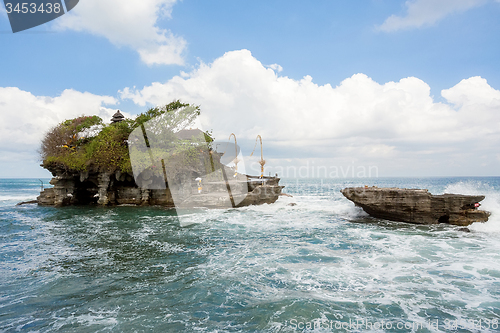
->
[1,177,500,332]
[443,180,500,232]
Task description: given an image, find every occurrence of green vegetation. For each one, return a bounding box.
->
[40,101,209,174]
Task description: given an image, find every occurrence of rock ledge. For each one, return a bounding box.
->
[341,187,490,226]
[37,167,283,208]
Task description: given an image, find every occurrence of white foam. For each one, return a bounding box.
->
[443,180,500,233]
[4,179,500,331]
[51,308,119,330]
[0,195,36,201]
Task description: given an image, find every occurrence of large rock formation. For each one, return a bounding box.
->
[36,103,286,209]
[341,187,490,226]
[37,166,169,207]
[37,165,284,208]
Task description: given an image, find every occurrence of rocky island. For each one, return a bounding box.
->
[36,101,283,208]
[341,186,490,226]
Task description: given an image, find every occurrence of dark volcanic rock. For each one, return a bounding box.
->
[341,187,490,226]
[37,167,283,208]
[37,169,164,207]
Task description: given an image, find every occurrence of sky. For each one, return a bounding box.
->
[0,0,500,178]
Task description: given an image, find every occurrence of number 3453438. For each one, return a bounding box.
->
[5,2,62,14]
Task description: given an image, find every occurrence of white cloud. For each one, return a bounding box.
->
[120,49,500,176]
[442,76,500,139]
[0,87,118,152]
[54,0,186,65]
[1,51,498,177]
[442,76,500,107]
[378,0,488,32]
[120,49,459,144]
[267,64,283,73]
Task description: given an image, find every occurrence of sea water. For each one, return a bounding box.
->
[1,177,500,332]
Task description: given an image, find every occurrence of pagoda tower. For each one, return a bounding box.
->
[111,110,125,123]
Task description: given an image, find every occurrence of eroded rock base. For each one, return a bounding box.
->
[37,169,283,208]
[341,187,490,226]
[37,170,173,207]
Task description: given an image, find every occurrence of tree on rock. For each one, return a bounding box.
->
[39,100,207,174]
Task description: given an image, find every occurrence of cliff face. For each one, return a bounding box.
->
[37,165,283,208]
[341,187,490,226]
[37,104,285,208]
[37,166,174,207]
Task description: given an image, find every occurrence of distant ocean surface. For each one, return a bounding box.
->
[1,177,500,332]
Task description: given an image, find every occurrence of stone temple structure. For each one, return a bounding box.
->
[111,110,125,123]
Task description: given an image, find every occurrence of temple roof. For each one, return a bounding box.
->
[111,110,125,123]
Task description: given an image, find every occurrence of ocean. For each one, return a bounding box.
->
[1,177,500,332]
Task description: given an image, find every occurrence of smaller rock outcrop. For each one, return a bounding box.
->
[341,187,490,226]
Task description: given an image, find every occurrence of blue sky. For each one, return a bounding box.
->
[1,0,500,178]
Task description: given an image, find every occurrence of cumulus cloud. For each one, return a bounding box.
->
[120,49,500,175]
[378,0,488,32]
[267,64,283,73]
[0,87,118,152]
[442,76,500,107]
[120,49,495,145]
[54,0,186,65]
[2,50,499,176]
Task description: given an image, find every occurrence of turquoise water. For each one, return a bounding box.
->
[1,178,500,332]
